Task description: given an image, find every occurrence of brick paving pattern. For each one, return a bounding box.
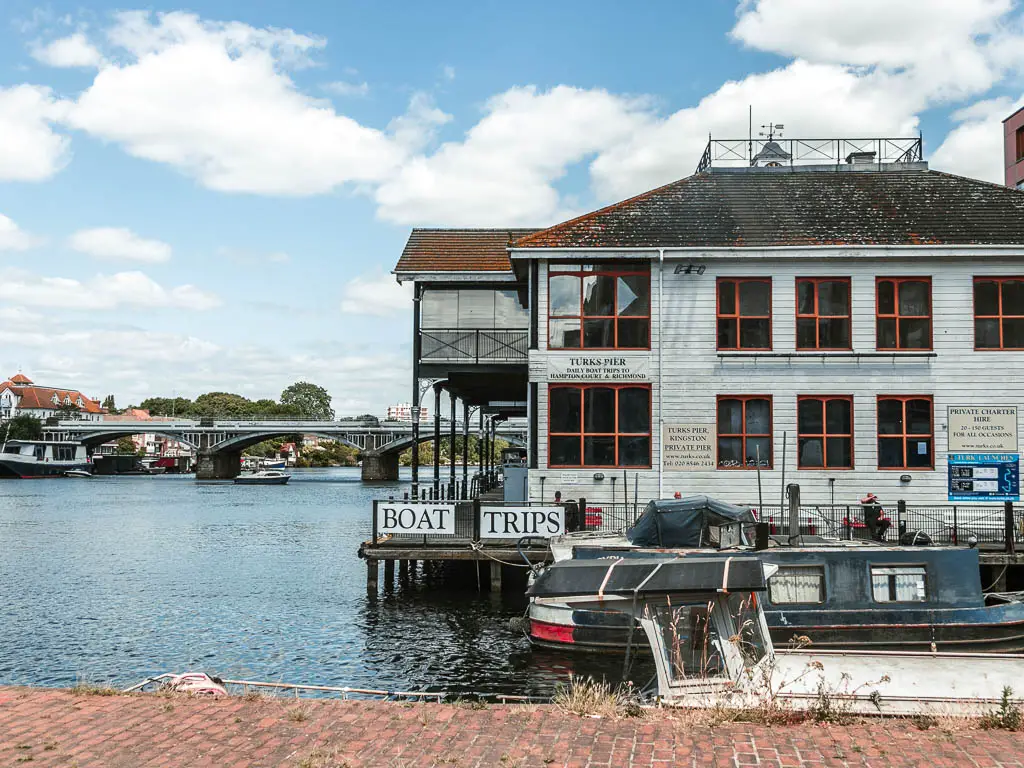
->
[1,686,1023,767]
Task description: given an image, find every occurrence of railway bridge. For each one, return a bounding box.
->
[45,418,525,481]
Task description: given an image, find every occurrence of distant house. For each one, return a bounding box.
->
[98,409,194,457]
[0,373,103,422]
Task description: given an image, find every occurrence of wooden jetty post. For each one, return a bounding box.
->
[490,561,503,593]
[366,559,379,594]
[384,559,395,587]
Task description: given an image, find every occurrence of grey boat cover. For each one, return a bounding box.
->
[526,556,768,598]
[626,495,756,548]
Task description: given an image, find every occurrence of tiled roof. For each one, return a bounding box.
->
[394,228,538,274]
[10,373,32,385]
[513,169,1024,249]
[14,386,103,414]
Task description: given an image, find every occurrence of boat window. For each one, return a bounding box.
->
[648,599,724,681]
[768,566,826,604]
[871,565,927,602]
[34,445,46,460]
[3,445,20,454]
[727,592,768,667]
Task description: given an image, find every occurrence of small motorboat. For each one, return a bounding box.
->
[64,469,94,478]
[233,470,290,485]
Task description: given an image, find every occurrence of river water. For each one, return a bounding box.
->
[0,468,627,697]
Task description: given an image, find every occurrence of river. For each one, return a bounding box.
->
[0,468,630,697]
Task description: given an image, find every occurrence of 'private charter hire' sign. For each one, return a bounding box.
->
[376,502,456,536]
[479,506,565,539]
[547,354,650,382]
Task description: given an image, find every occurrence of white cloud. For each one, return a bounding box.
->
[69,227,172,263]
[0,214,42,251]
[0,85,71,182]
[931,95,1020,183]
[31,32,104,68]
[341,272,413,316]
[324,80,369,97]
[65,11,404,195]
[0,269,220,310]
[387,92,452,153]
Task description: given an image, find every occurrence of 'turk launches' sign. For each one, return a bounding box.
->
[480,506,565,539]
[377,503,455,535]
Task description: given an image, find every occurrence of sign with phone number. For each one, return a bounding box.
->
[947,453,1019,502]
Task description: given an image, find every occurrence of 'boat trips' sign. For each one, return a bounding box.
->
[376,502,456,536]
[663,424,715,470]
[947,406,1018,452]
[480,506,565,539]
[547,354,650,382]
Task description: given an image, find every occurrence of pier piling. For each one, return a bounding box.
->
[384,560,395,587]
[490,561,502,593]
[366,559,379,594]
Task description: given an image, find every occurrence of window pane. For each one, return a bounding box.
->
[549,319,580,348]
[1004,318,1024,348]
[457,290,495,328]
[906,399,931,434]
[718,399,743,434]
[617,275,650,316]
[584,388,615,433]
[878,400,904,435]
[1003,280,1024,315]
[549,388,581,433]
[796,318,817,349]
[907,438,932,467]
[826,436,852,468]
[494,290,528,329]
[718,280,736,315]
[797,281,815,315]
[421,289,459,327]
[769,568,824,604]
[738,281,771,315]
[717,437,742,468]
[976,318,1000,348]
[584,436,616,465]
[899,318,931,349]
[878,437,904,468]
[717,318,737,349]
[799,437,824,467]
[798,398,823,434]
[582,275,615,316]
[818,281,849,315]
[899,281,930,315]
[825,399,851,433]
[878,281,895,314]
[746,437,771,468]
[819,318,850,348]
[745,399,771,434]
[877,317,897,348]
[871,573,890,602]
[975,280,1000,316]
[618,388,650,433]
[618,436,650,466]
[617,319,649,348]
[549,275,581,315]
[739,318,770,348]
[582,319,614,347]
[550,436,581,466]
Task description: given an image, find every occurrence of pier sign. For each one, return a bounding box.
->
[948,406,1018,452]
[376,502,456,536]
[663,423,715,470]
[479,506,565,539]
[947,454,1019,502]
[547,354,650,383]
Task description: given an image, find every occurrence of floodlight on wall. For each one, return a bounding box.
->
[593,472,605,481]
[900,474,912,483]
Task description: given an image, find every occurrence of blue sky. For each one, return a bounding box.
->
[0,0,1021,413]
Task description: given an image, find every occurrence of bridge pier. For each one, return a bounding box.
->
[196,450,241,480]
[361,452,399,481]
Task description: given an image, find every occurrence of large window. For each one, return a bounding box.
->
[768,566,826,604]
[797,396,853,469]
[548,263,650,349]
[877,396,933,469]
[974,278,1024,349]
[796,278,851,350]
[871,565,927,602]
[421,288,528,329]
[876,278,931,350]
[717,278,771,350]
[717,396,772,469]
[549,385,651,467]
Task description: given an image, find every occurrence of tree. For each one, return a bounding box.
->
[3,414,42,441]
[115,437,138,455]
[192,392,255,418]
[139,397,194,417]
[280,382,334,420]
[102,395,117,413]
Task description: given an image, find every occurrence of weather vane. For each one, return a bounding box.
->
[759,122,785,141]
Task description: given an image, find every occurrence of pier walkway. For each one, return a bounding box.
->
[1,686,1022,767]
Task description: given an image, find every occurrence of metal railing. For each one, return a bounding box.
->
[695,136,923,174]
[420,329,528,363]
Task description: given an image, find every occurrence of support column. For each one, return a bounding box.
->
[449,391,457,498]
[195,450,241,480]
[366,559,379,594]
[433,384,442,496]
[361,452,399,481]
[383,559,395,588]
[411,285,422,501]
[399,559,408,581]
[462,402,470,498]
[490,560,503,593]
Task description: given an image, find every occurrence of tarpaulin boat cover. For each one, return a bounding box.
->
[626,495,756,548]
[526,556,768,598]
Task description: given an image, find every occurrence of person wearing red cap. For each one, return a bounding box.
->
[860,493,888,541]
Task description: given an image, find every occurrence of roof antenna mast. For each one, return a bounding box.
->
[748,105,752,163]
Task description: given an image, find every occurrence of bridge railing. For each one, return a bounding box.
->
[420,328,528,364]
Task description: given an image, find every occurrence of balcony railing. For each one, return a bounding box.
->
[420,328,528,364]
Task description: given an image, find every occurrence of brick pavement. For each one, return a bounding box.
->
[1,686,1022,767]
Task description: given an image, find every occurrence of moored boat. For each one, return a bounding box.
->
[0,439,91,478]
[64,469,94,478]
[233,470,290,485]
